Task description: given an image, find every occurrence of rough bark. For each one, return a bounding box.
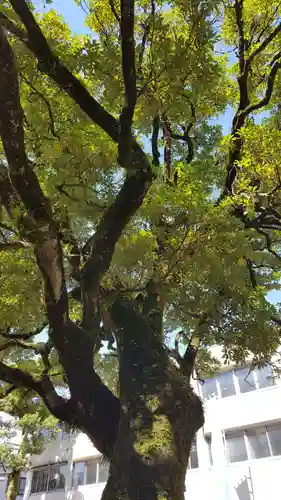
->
[98,299,204,500]
[6,469,20,500]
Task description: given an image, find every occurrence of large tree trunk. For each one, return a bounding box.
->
[6,469,20,500]
[98,298,204,500]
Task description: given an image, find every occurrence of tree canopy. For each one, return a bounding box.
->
[1,1,281,499]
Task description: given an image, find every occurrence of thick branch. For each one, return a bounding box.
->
[9,0,119,142]
[0,321,48,340]
[82,165,152,294]
[0,25,69,330]
[119,0,137,149]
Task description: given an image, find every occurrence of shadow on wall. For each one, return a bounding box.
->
[235,469,254,500]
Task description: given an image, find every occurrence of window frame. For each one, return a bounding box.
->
[72,458,109,486]
[18,477,26,496]
[31,463,66,494]
[224,422,281,464]
[202,364,275,400]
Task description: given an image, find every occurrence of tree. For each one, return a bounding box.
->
[0,1,281,499]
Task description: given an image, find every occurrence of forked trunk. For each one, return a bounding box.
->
[6,469,20,500]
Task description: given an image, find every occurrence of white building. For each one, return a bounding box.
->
[1,363,280,500]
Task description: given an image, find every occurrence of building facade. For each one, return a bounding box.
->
[2,363,280,500]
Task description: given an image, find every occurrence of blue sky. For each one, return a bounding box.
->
[37,0,280,306]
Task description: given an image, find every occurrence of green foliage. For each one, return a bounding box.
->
[1,0,281,441]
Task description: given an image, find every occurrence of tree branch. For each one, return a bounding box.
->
[151,116,160,168]
[170,97,195,165]
[0,25,70,335]
[119,0,137,154]
[244,257,257,288]
[81,165,152,329]
[0,12,27,43]
[8,0,119,142]
[0,241,30,251]
[242,57,281,115]
[108,0,120,24]
[0,321,48,341]
[247,21,281,64]
[20,73,60,139]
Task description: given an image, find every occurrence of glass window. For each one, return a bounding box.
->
[86,461,97,485]
[217,371,236,398]
[202,378,218,400]
[246,428,270,459]
[226,432,247,463]
[267,423,281,456]
[256,365,274,389]
[188,441,199,469]
[72,462,85,486]
[31,468,49,493]
[18,477,26,496]
[98,460,109,483]
[48,466,65,491]
[235,368,256,394]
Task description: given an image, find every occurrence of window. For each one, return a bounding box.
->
[18,477,26,496]
[246,428,270,459]
[217,372,236,398]
[224,423,281,463]
[39,428,53,439]
[202,365,275,400]
[226,431,247,463]
[72,458,109,486]
[202,378,218,400]
[235,368,255,394]
[31,464,66,493]
[267,423,281,456]
[48,466,65,491]
[98,461,109,483]
[85,461,97,485]
[72,462,85,487]
[188,441,198,469]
